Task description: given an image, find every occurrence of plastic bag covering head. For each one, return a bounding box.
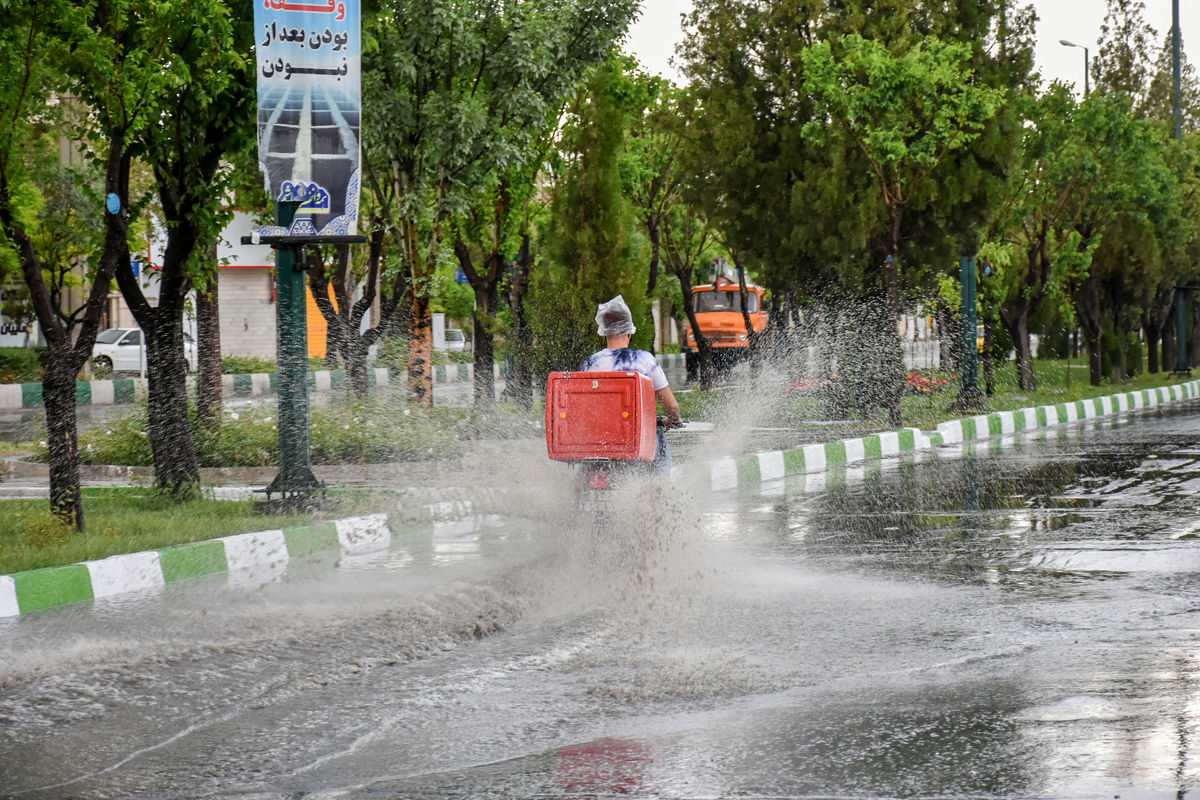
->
[596,295,636,336]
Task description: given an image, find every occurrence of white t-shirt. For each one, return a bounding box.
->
[580,348,668,391]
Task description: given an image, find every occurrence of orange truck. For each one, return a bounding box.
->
[682,277,768,377]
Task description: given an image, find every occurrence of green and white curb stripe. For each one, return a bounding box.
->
[0,378,147,410]
[0,513,390,617]
[706,379,1200,492]
[431,362,508,384]
[0,363,514,409]
[705,427,933,491]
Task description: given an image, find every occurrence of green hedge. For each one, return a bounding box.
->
[0,347,44,384]
[220,355,277,375]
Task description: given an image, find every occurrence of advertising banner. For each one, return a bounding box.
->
[253,0,361,237]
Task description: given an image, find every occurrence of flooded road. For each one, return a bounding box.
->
[3,405,1200,798]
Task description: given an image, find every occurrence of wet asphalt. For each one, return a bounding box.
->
[2,404,1200,798]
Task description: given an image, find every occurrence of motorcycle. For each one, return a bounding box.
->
[545,371,680,515]
[575,415,682,512]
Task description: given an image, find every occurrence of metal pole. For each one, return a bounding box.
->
[1084,47,1089,97]
[1173,0,1183,141]
[1059,40,1090,98]
[957,252,983,404]
[1173,287,1192,378]
[266,200,321,500]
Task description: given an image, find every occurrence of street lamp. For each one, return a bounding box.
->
[1059,39,1089,97]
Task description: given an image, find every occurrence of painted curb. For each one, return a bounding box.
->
[0,513,391,617]
[0,489,507,618]
[700,379,1200,493]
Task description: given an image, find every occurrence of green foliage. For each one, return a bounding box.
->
[58,397,464,467]
[193,407,278,467]
[432,270,475,325]
[363,0,637,278]
[0,347,42,383]
[310,398,462,463]
[801,34,1006,267]
[532,60,649,373]
[221,356,276,375]
[69,407,155,467]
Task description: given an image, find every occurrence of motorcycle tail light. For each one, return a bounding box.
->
[588,470,610,490]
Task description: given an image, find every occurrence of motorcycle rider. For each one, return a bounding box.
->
[580,295,682,473]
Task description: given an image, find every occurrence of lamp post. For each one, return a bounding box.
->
[1059,39,1089,97]
[1172,0,1182,141]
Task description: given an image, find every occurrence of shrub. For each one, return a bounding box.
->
[441,402,543,440]
[68,407,155,466]
[221,355,277,374]
[309,395,460,463]
[49,395,464,467]
[193,406,279,467]
[0,347,43,383]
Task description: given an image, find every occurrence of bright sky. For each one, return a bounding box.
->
[624,0,1190,96]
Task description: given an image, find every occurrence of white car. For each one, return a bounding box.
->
[92,327,197,374]
[439,328,470,353]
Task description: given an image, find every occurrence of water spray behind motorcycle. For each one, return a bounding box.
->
[575,416,683,514]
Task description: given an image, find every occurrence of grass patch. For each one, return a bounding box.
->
[900,359,1188,429]
[675,358,1195,432]
[0,440,36,457]
[0,488,396,575]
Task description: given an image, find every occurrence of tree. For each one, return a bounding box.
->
[0,0,180,527]
[363,0,637,407]
[451,157,543,406]
[306,230,390,398]
[800,34,1005,422]
[101,0,255,497]
[1071,117,1180,386]
[531,61,648,375]
[986,87,1179,389]
[622,78,721,386]
[1091,0,1157,103]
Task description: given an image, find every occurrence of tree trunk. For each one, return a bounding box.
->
[1074,275,1103,387]
[645,211,660,296]
[677,268,716,388]
[1163,302,1177,372]
[114,265,201,494]
[506,234,533,410]
[326,244,353,369]
[471,275,499,405]
[1144,311,1160,374]
[407,291,434,406]
[882,203,903,427]
[1190,299,1200,369]
[144,311,200,495]
[999,299,1035,392]
[937,299,960,374]
[982,322,995,397]
[879,305,903,427]
[196,274,222,433]
[43,358,83,528]
[346,336,369,396]
[308,236,388,400]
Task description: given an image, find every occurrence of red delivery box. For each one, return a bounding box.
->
[545,371,657,462]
